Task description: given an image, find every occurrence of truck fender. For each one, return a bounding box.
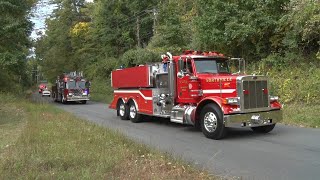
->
[195,97,224,124]
[110,97,125,109]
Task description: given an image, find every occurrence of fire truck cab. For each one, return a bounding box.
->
[109,50,282,139]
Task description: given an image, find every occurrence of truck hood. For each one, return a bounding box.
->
[196,74,239,97]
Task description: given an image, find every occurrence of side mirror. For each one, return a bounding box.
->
[177,57,184,78]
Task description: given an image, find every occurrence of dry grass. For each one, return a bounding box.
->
[0,94,215,179]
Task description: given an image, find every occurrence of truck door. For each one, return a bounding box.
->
[176,59,195,103]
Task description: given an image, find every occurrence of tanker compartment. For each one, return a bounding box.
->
[111,65,154,88]
[152,72,172,117]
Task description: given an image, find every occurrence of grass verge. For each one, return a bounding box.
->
[282,103,320,128]
[0,94,214,179]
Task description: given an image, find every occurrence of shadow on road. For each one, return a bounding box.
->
[135,115,275,140]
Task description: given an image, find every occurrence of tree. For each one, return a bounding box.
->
[277,0,320,57]
[148,0,195,54]
[193,0,289,61]
[0,0,35,91]
[35,0,87,82]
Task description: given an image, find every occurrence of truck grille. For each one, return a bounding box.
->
[73,89,83,96]
[243,80,269,109]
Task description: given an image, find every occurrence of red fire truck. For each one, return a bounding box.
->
[109,50,282,139]
[52,71,90,104]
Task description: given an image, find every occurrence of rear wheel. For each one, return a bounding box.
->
[200,104,226,140]
[118,101,129,120]
[129,102,142,123]
[251,124,276,133]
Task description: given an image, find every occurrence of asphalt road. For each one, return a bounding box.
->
[37,94,320,180]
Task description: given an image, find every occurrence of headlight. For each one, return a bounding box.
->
[68,93,73,96]
[224,97,239,105]
[269,96,279,102]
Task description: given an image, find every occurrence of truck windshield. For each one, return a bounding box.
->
[78,81,86,89]
[67,80,86,89]
[67,80,76,89]
[194,59,230,74]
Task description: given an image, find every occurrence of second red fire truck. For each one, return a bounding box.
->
[109,50,282,139]
[52,71,90,104]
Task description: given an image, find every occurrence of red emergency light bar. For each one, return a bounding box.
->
[182,50,225,57]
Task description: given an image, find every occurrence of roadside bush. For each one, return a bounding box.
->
[120,48,160,68]
[88,77,113,103]
[248,54,320,105]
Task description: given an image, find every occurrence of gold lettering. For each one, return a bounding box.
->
[206,78,233,82]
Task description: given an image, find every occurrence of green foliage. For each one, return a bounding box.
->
[193,0,289,61]
[148,0,194,54]
[277,0,320,54]
[120,48,159,67]
[85,57,118,79]
[0,0,34,92]
[90,0,156,58]
[89,77,113,103]
[248,54,320,105]
[283,103,320,128]
[35,0,88,82]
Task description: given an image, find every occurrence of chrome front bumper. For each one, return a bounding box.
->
[224,110,282,128]
[67,96,90,101]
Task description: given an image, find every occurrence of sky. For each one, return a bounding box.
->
[30,0,93,39]
[30,0,57,39]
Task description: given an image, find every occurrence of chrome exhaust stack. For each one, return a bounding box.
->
[167,52,176,105]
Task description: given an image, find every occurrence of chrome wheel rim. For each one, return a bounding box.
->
[204,112,218,133]
[119,104,125,116]
[129,105,136,119]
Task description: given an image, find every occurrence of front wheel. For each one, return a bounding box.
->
[200,104,226,140]
[129,102,142,123]
[251,124,276,133]
[81,100,87,104]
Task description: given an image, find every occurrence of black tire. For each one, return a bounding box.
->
[200,104,226,140]
[81,100,87,104]
[118,101,129,120]
[251,124,276,133]
[194,120,201,131]
[129,102,142,123]
[61,95,66,104]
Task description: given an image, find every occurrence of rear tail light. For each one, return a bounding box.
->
[243,89,249,95]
